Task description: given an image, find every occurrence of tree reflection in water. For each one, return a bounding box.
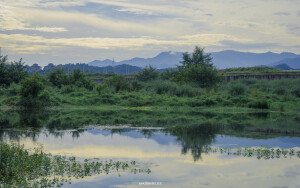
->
[166,123,221,161]
[0,110,299,162]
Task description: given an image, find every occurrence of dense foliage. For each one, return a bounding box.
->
[20,74,44,98]
[176,46,222,88]
[136,65,159,82]
[0,51,299,111]
[97,73,129,93]
[0,56,28,87]
[48,68,94,90]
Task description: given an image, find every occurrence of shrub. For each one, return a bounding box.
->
[160,69,177,80]
[248,99,269,109]
[99,94,117,104]
[186,96,217,107]
[229,83,245,96]
[74,77,95,91]
[103,74,129,93]
[6,83,20,96]
[19,74,46,108]
[273,87,286,95]
[124,98,147,107]
[47,68,69,88]
[47,68,94,90]
[147,80,178,95]
[175,84,197,97]
[38,90,51,106]
[136,65,159,82]
[20,74,44,98]
[222,99,234,106]
[96,83,110,94]
[203,97,217,106]
[291,87,300,98]
[130,80,143,92]
[61,85,74,94]
[229,96,251,106]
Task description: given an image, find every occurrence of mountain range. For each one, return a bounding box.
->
[88,50,300,70]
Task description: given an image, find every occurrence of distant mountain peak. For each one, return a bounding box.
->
[279,52,296,55]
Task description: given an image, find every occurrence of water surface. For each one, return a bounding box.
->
[0,110,299,187]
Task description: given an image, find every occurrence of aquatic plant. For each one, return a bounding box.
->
[0,142,150,187]
[205,146,300,160]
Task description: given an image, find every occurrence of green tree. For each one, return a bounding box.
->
[136,65,159,82]
[8,58,28,84]
[180,46,213,68]
[160,69,177,80]
[0,56,9,86]
[177,46,221,88]
[71,69,84,82]
[71,69,94,90]
[47,68,69,88]
[0,55,28,87]
[104,74,128,93]
[47,68,94,90]
[19,73,47,108]
[20,73,44,98]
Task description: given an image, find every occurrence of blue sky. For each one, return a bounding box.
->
[0,0,300,66]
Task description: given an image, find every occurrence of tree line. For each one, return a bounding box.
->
[2,46,297,110]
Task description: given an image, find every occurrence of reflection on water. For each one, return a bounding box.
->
[0,110,300,187]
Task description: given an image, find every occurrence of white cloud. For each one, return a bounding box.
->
[9,7,184,36]
[114,8,155,15]
[1,0,300,64]
[33,27,68,32]
[0,4,68,32]
[0,0,87,8]
[0,33,251,55]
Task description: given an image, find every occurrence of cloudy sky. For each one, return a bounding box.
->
[0,0,300,66]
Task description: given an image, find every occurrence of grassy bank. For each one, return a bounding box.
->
[1,78,300,113]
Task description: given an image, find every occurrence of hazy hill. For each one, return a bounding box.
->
[210,51,299,69]
[270,57,300,69]
[273,64,293,70]
[88,50,299,69]
[88,51,182,69]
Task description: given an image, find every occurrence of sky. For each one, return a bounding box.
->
[0,0,300,66]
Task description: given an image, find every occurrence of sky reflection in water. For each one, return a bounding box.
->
[1,126,300,188]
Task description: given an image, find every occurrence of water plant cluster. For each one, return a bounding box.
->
[0,142,150,187]
[205,147,300,159]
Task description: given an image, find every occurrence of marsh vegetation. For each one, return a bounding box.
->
[1,47,300,187]
[0,47,299,112]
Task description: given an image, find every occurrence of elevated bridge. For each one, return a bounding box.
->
[223,72,300,82]
[92,72,300,84]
